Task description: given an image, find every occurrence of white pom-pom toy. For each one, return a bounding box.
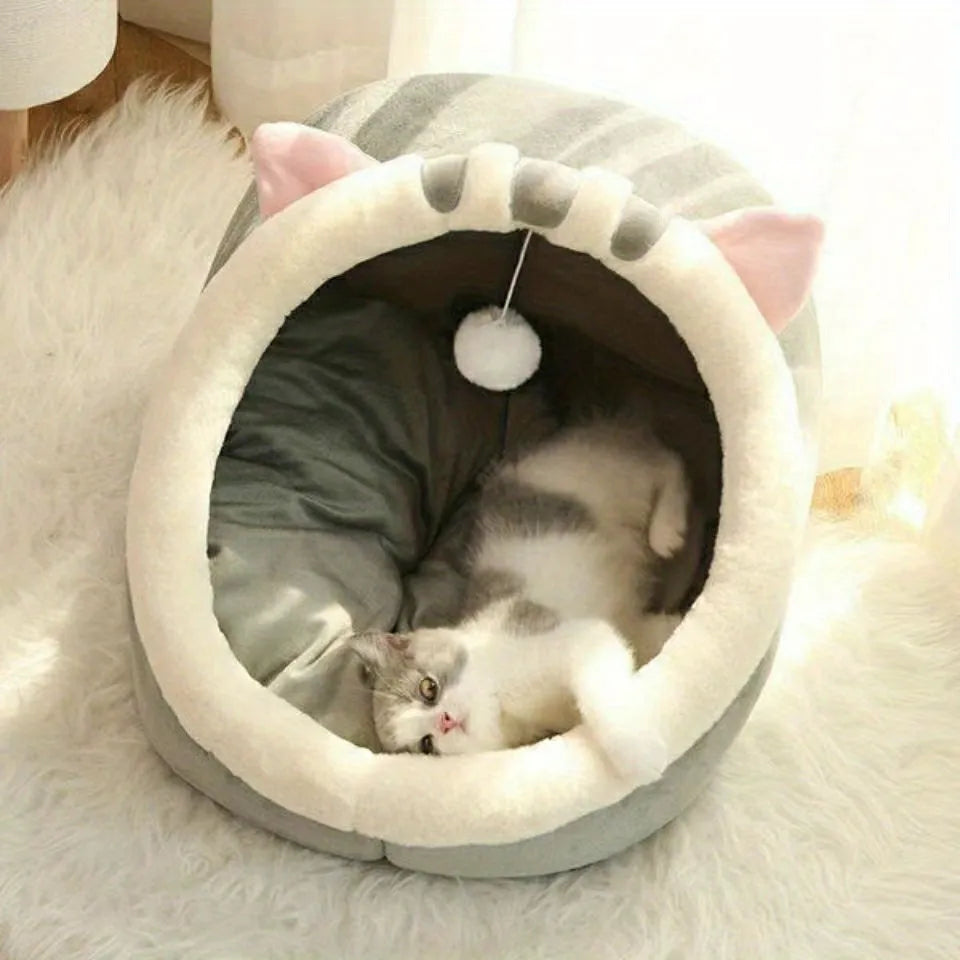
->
[452,229,541,391]
[453,305,541,391]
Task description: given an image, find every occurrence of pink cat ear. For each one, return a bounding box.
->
[700,208,824,333]
[250,122,378,219]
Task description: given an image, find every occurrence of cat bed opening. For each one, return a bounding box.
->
[126,75,820,878]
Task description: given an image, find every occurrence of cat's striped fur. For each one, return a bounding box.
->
[346,417,688,765]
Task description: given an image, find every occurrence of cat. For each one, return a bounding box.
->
[345,416,689,776]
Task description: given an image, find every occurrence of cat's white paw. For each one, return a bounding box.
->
[648,510,687,558]
[600,726,668,783]
[567,619,667,782]
[579,672,668,783]
[586,706,668,783]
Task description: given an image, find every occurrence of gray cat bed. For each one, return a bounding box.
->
[126,74,820,878]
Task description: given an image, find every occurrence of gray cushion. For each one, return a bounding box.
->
[209,284,518,748]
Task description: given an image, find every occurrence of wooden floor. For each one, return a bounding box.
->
[811,466,860,517]
[7,17,861,515]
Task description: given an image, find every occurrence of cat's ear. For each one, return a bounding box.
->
[342,631,409,677]
[250,122,378,219]
[699,208,824,333]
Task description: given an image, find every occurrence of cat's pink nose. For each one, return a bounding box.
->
[437,711,459,734]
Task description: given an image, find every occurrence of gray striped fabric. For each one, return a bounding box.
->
[207,74,818,418]
[210,73,771,276]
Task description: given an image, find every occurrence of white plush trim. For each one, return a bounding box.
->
[126,144,807,847]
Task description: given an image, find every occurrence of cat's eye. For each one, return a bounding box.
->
[418,675,439,703]
[419,734,435,755]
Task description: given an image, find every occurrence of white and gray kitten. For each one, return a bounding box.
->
[345,418,688,772]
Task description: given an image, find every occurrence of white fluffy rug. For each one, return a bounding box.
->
[1,87,959,960]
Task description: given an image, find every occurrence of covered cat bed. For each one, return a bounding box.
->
[126,74,821,878]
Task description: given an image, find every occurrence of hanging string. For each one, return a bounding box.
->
[494,229,533,447]
[499,230,534,322]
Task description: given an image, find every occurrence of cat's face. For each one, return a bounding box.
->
[344,628,506,756]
